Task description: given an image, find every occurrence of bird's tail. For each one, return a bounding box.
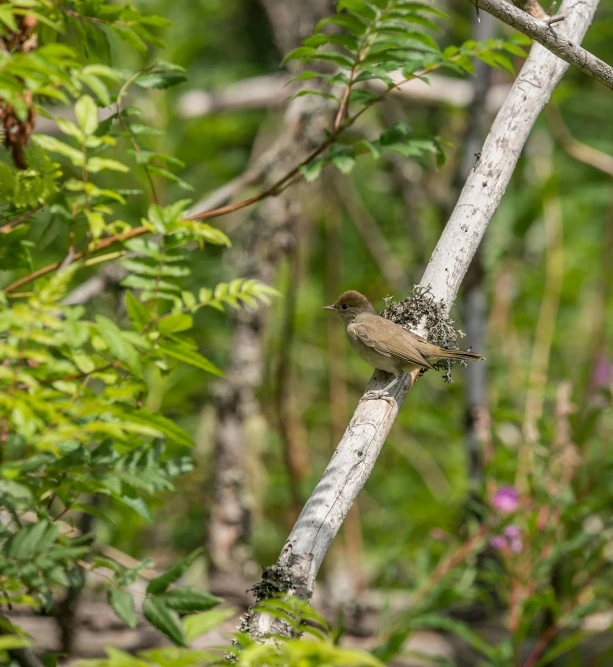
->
[436,348,485,362]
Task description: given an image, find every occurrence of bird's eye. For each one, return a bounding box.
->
[341,304,348,310]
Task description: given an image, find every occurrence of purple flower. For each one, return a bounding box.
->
[505,525,523,552]
[503,524,520,538]
[492,486,519,514]
[490,535,507,550]
[491,525,523,553]
[510,536,523,553]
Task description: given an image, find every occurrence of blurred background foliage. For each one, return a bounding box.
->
[109,0,613,579]
[2,0,613,662]
[11,0,612,585]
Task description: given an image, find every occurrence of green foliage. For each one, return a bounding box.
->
[282,0,530,182]
[0,0,278,649]
[3,0,612,663]
[78,595,383,666]
[0,147,61,210]
[237,639,384,667]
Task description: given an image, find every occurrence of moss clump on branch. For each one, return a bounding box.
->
[381,285,467,383]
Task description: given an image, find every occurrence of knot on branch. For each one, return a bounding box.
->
[382,285,467,383]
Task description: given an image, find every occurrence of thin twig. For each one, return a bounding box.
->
[4,225,147,293]
[0,204,43,234]
[116,71,160,205]
[544,13,566,24]
[547,105,613,177]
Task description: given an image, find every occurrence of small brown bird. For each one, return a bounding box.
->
[324,290,485,398]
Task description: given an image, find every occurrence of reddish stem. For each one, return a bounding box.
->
[522,624,558,667]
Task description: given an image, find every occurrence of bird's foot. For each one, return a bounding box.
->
[360,389,397,407]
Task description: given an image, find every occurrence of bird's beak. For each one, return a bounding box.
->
[322,305,336,311]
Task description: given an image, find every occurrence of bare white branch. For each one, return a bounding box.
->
[177,74,289,118]
[470,0,613,90]
[247,0,600,638]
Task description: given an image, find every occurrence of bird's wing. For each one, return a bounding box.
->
[351,321,391,357]
[353,315,435,369]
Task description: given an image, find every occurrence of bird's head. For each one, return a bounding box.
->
[323,290,376,323]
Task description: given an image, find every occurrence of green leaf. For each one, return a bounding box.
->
[0,636,33,651]
[147,548,204,595]
[87,157,129,173]
[379,121,412,145]
[303,33,358,51]
[188,223,230,247]
[290,90,338,102]
[353,139,381,159]
[143,598,188,647]
[31,135,83,166]
[305,51,355,69]
[117,408,194,448]
[157,341,222,376]
[299,158,325,184]
[114,25,148,52]
[348,90,381,106]
[502,42,528,57]
[122,275,178,293]
[281,46,315,65]
[162,588,223,612]
[55,118,84,140]
[315,14,368,36]
[80,73,111,106]
[146,166,194,191]
[129,124,164,136]
[70,503,117,529]
[135,69,187,90]
[290,70,324,83]
[158,313,193,335]
[331,154,355,175]
[476,49,501,70]
[492,51,516,75]
[95,315,141,375]
[82,64,123,81]
[117,495,152,522]
[75,95,99,136]
[7,521,59,559]
[0,7,18,33]
[184,608,237,641]
[396,1,448,18]
[108,588,138,629]
[125,292,150,332]
[456,54,475,74]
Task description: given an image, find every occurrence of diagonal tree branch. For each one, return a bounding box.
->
[469,0,613,90]
[245,0,600,639]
